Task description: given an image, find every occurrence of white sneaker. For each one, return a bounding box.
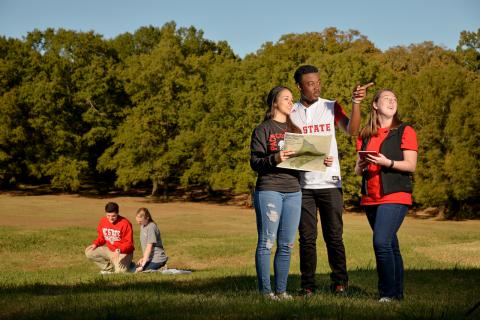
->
[276,292,293,301]
[379,297,393,303]
[264,293,280,301]
[100,270,114,275]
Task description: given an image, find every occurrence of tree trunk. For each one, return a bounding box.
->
[163,182,168,201]
[151,179,158,197]
[246,190,254,208]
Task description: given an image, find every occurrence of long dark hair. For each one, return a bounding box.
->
[264,86,302,133]
[360,89,402,139]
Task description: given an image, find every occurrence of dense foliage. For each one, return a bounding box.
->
[1,23,478,217]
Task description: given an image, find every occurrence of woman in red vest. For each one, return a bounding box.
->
[354,89,418,302]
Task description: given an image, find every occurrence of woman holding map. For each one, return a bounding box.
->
[354,89,418,302]
[250,86,303,300]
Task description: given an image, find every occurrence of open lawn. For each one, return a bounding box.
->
[0,194,479,319]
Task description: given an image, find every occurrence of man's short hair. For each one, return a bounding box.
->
[105,202,119,214]
[294,65,319,84]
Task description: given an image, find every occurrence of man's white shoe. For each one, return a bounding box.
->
[100,270,114,275]
[379,297,393,303]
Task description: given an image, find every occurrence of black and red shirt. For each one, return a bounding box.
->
[250,119,300,192]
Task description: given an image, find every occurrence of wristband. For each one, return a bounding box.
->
[352,98,361,104]
[389,160,394,169]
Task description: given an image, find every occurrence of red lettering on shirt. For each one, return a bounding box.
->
[302,123,331,134]
[268,133,285,152]
[102,228,121,245]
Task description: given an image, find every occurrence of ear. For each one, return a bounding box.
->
[372,102,378,110]
[296,83,302,92]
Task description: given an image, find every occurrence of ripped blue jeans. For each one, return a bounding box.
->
[254,190,301,294]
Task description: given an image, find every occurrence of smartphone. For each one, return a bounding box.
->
[358,150,379,159]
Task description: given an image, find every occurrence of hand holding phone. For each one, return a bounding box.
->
[358,150,379,160]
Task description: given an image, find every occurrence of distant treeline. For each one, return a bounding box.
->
[1,22,479,217]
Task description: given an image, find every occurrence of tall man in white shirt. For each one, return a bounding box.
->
[290,65,372,295]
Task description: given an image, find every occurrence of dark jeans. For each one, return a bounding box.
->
[365,204,408,299]
[143,258,168,271]
[299,188,348,290]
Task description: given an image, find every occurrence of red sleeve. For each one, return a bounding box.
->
[334,101,348,125]
[117,220,134,254]
[401,126,418,151]
[93,218,106,247]
[356,135,363,151]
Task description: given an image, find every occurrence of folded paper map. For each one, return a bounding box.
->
[277,133,332,172]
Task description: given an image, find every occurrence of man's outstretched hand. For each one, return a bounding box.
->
[352,82,374,103]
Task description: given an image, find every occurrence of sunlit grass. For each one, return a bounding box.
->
[0,195,479,319]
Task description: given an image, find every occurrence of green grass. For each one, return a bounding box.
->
[0,195,479,319]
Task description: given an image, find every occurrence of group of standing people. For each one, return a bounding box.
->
[85,202,168,274]
[250,65,417,302]
[83,64,418,303]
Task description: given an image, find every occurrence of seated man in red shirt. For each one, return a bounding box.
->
[85,202,135,274]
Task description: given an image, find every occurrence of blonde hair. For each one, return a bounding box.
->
[360,89,402,139]
[136,207,155,224]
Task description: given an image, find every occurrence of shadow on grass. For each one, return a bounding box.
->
[2,274,254,296]
[1,268,479,298]
[1,269,479,319]
[0,270,368,298]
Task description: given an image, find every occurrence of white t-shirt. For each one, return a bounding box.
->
[290,98,347,189]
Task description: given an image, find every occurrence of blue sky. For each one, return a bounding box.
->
[0,0,478,57]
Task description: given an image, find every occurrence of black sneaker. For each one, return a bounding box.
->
[299,287,315,297]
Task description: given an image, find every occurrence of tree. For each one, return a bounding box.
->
[2,25,479,218]
[0,28,127,190]
[97,23,235,195]
[443,77,480,216]
[0,37,32,185]
[456,28,480,72]
[98,23,185,195]
[400,65,471,210]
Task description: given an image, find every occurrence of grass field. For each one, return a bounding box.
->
[0,194,479,319]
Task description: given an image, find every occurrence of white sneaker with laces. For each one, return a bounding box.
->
[277,292,293,301]
[264,292,280,301]
[379,297,393,303]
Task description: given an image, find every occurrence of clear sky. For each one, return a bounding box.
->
[0,0,478,57]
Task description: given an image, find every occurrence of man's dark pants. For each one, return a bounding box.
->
[299,188,348,290]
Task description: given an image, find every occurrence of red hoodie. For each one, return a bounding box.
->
[93,216,134,254]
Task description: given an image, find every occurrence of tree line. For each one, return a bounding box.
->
[1,22,479,218]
